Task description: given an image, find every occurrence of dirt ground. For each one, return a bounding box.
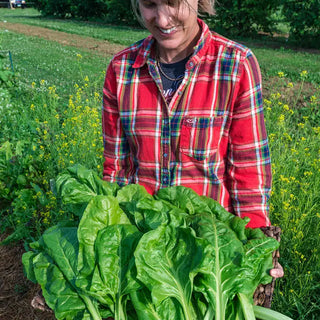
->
[0,21,125,57]
[0,233,56,320]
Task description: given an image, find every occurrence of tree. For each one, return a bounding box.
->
[211,0,280,36]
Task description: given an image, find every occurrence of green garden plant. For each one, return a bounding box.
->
[22,165,292,320]
[263,71,320,319]
[0,52,13,88]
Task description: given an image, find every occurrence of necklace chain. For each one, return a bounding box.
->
[156,60,184,82]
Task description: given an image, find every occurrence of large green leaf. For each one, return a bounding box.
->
[200,195,235,223]
[56,164,119,209]
[191,213,246,320]
[90,224,142,320]
[155,186,212,215]
[76,195,131,289]
[240,237,279,296]
[135,224,206,320]
[116,183,153,228]
[130,289,185,320]
[191,213,280,320]
[23,226,102,320]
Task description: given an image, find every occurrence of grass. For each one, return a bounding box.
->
[0,8,149,45]
[1,8,320,83]
[1,7,320,320]
[0,30,109,98]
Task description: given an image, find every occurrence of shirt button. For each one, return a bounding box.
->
[164,153,168,158]
[189,62,194,67]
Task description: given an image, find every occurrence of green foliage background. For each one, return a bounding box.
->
[31,0,320,48]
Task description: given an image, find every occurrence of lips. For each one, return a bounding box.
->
[158,26,177,35]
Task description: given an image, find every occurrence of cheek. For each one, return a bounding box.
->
[139,7,153,24]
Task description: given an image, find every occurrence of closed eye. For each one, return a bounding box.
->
[140,0,156,8]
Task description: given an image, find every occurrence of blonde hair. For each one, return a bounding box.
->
[131,0,215,26]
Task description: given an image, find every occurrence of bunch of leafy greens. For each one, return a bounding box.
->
[22,164,292,320]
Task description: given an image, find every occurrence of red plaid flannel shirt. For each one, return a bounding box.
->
[102,19,272,228]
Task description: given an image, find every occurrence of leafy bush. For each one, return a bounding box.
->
[281,0,320,47]
[33,0,74,18]
[0,53,14,88]
[0,141,66,244]
[211,0,280,36]
[73,0,108,19]
[32,0,137,23]
[105,0,138,26]
[0,70,105,244]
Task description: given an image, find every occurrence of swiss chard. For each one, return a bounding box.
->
[22,165,292,320]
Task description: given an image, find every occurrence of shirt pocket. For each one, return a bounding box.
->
[180,116,225,161]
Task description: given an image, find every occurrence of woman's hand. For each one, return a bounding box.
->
[270,263,284,278]
[270,249,284,278]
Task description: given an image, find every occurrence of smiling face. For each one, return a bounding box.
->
[138,0,200,63]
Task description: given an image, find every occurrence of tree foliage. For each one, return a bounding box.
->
[32,0,137,25]
[281,0,320,45]
[210,0,280,36]
[32,0,320,47]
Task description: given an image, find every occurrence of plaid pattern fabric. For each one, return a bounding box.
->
[102,19,271,228]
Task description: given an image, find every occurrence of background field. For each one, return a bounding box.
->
[1,8,320,320]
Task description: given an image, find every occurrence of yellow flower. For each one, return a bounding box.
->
[31,81,36,88]
[277,71,285,78]
[30,104,35,110]
[287,82,293,88]
[300,70,308,79]
[310,95,317,103]
[76,53,83,60]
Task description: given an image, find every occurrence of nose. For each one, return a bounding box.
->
[155,5,173,27]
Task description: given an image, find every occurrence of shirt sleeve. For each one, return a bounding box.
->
[102,61,135,185]
[227,49,272,228]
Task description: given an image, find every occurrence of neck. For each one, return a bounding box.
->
[156,25,201,64]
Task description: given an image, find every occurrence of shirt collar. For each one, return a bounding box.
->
[132,18,211,69]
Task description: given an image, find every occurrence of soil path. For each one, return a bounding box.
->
[0,234,55,320]
[0,21,126,56]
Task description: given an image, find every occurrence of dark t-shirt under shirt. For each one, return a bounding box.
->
[158,55,190,103]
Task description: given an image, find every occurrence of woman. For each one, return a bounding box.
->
[102,0,283,278]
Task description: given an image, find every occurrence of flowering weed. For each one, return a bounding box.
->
[264,71,320,319]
